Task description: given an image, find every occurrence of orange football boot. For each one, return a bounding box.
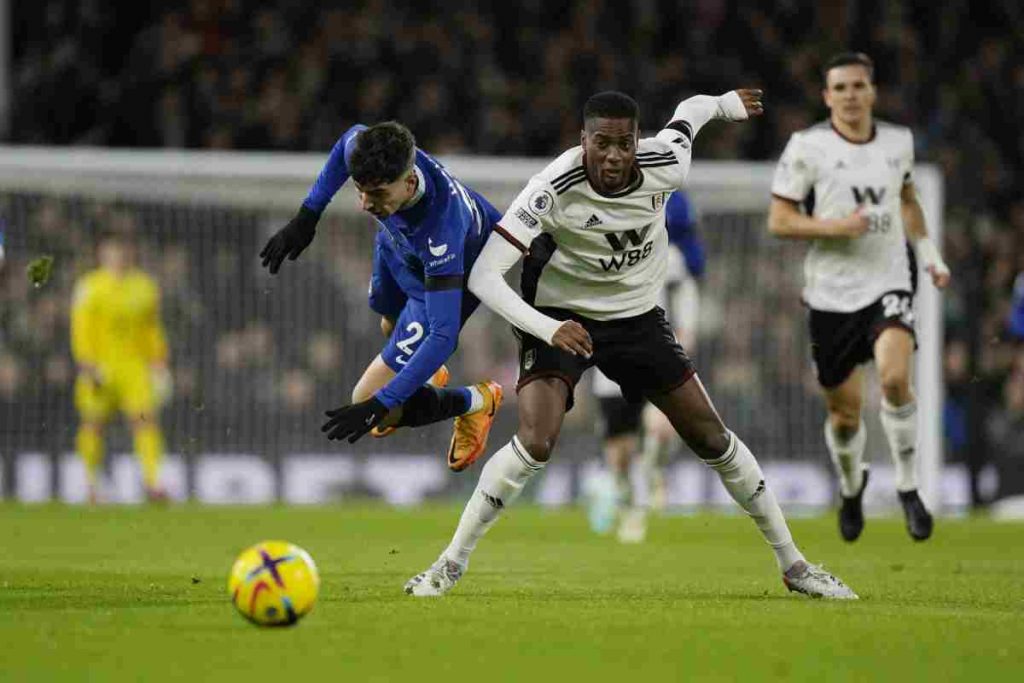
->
[371,364,450,438]
[447,381,503,472]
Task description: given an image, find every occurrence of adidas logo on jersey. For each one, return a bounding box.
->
[583,214,602,229]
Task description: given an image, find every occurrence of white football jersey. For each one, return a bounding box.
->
[498,130,693,320]
[771,120,916,312]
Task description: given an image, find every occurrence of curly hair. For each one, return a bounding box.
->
[583,91,639,128]
[348,121,417,186]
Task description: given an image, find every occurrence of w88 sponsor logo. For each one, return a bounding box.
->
[599,242,654,271]
[599,224,654,272]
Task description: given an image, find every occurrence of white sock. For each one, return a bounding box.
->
[466,385,485,413]
[443,436,545,568]
[824,419,867,497]
[639,433,669,508]
[880,397,918,492]
[705,432,805,572]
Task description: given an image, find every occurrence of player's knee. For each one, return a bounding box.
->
[879,371,910,404]
[516,430,555,462]
[828,411,860,440]
[689,428,731,460]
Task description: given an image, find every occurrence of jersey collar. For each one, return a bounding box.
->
[830,120,876,145]
[401,166,428,209]
[394,165,432,230]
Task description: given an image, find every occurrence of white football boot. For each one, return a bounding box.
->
[616,507,648,544]
[404,556,464,597]
[783,561,858,600]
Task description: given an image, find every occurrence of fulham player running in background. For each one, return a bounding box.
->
[769,53,951,542]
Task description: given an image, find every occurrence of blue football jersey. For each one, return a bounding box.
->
[367,150,497,304]
[303,125,499,409]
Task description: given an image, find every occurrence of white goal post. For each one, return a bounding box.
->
[0,146,944,509]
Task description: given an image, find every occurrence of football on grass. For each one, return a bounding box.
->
[228,540,320,626]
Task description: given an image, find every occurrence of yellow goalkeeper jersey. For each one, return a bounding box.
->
[71,268,168,368]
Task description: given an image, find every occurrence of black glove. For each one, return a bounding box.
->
[259,206,320,274]
[321,396,390,443]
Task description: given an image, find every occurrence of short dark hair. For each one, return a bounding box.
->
[824,52,875,83]
[583,91,640,127]
[96,226,131,245]
[348,121,416,186]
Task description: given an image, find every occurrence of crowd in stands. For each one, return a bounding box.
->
[5,0,1023,496]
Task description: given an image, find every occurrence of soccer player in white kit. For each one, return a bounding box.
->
[405,87,857,599]
[768,53,951,542]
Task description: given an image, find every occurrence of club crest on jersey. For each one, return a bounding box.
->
[529,190,554,216]
[651,193,667,211]
[428,238,448,257]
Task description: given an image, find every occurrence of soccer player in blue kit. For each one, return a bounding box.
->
[260,122,503,471]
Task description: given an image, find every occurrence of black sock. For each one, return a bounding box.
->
[395,386,470,427]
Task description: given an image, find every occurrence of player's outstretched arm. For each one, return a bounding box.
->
[260,125,366,274]
[900,183,950,289]
[666,89,763,138]
[768,198,870,240]
[468,232,592,358]
[259,206,320,274]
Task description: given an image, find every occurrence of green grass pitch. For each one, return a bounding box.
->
[0,503,1021,682]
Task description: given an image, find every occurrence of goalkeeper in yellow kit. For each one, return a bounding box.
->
[71,229,171,502]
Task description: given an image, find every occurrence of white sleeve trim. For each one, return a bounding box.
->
[467,233,563,345]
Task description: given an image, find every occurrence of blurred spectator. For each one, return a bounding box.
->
[986,367,1024,499]
[0,353,23,402]
[1009,273,1024,341]
[307,331,342,376]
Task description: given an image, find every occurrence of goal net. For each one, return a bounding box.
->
[0,147,947,509]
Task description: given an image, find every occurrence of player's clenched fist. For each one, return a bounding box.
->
[733,89,764,118]
[322,396,390,443]
[552,320,593,358]
[714,89,764,121]
[260,206,320,274]
[833,207,870,238]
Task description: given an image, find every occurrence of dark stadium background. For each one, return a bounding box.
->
[1,1,1022,506]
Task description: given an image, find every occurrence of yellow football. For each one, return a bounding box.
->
[227,540,320,627]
